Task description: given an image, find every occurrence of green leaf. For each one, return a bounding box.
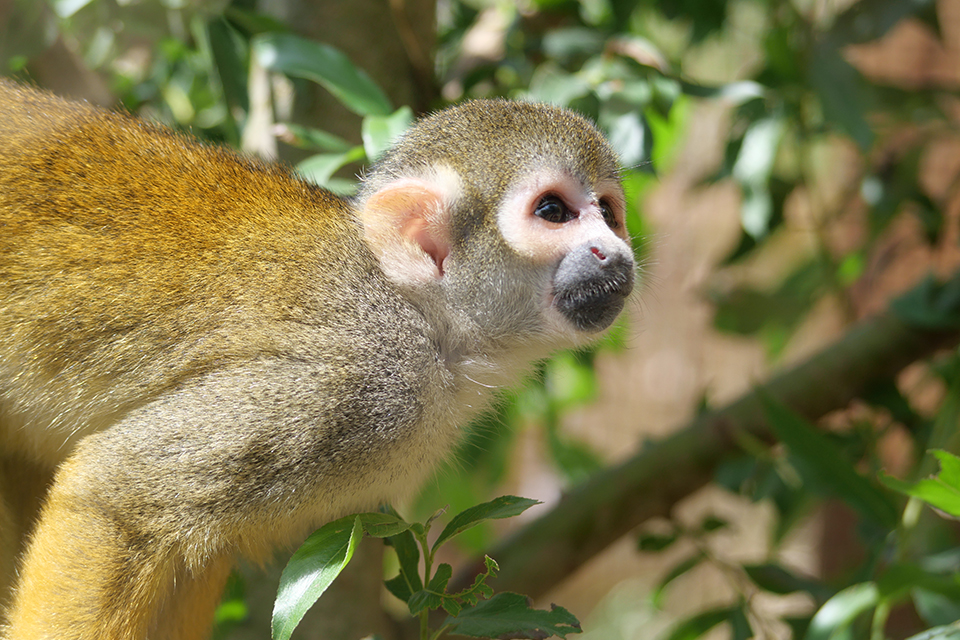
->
[808,43,874,151]
[662,607,737,640]
[541,27,605,62]
[903,623,960,640]
[881,451,960,517]
[356,512,413,538]
[644,97,689,174]
[361,106,414,162]
[252,32,391,116]
[804,583,879,640]
[699,515,729,533]
[545,351,599,407]
[761,396,899,528]
[651,553,706,608]
[680,80,766,105]
[729,606,753,640]
[606,110,651,169]
[427,563,453,594]
[875,563,960,606]
[527,63,592,106]
[915,588,960,627]
[826,0,938,46]
[296,147,366,190]
[276,123,353,152]
[50,0,93,18]
[432,496,540,552]
[637,531,680,552]
[732,117,784,188]
[384,527,422,603]
[445,592,582,639]
[385,574,413,604]
[743,563,834,601]
[206,18,248,116]
[409,563,455,617]
[272,516,363,640]
[891,274,960,330]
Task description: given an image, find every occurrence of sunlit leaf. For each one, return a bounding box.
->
[804,583,879,640]
[361,106,414,162]
[252,32,391,116]
[881,451,960,517]
[433,496,540,552]
[272,516,363,640]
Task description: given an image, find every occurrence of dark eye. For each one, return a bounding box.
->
[535,195,576,224]
[600,200,618,229]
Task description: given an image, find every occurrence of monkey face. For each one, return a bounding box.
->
[494,166,635,335]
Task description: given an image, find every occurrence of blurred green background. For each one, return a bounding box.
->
[4,0,960,638]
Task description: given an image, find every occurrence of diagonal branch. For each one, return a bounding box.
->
[452,271,960,600]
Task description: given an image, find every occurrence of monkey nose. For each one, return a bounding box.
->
[552,239,635,333]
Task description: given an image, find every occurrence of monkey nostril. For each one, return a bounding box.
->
[591,246,607,261]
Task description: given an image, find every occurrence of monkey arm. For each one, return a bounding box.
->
[4,354,447,640]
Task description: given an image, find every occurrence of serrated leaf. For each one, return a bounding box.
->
[804,583,879,640]
[428,563,453,593]
[445,592,582,639]
[432,496,540,552]
[252,32,391,116]
[356,512,412,538]
[385,528,422,599]
[881,451,960,517]
[408,588,442,616]
[361,106,414,162]
[761,396,899,528]
[385,574,412,603]
[272,516,363,640]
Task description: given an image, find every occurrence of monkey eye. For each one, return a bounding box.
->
[600,200,619,229]
[534,195,576,224]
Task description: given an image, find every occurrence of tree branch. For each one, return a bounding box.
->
[452,271,960,600]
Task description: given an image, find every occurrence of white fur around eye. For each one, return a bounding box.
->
[497,168,628,263]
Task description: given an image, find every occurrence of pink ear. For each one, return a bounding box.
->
[359,178,452,285]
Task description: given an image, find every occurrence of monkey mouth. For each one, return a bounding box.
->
[553,277,631,333]
[551,240,634,333]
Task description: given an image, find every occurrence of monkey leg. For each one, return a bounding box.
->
[3,449,233,640]
[0,454,55,626]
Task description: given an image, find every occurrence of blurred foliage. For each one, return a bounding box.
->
[5,0,960,638]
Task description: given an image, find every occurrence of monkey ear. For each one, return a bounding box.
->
[359,178,453,285]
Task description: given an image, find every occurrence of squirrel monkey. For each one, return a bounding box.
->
[0,80,635,639]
